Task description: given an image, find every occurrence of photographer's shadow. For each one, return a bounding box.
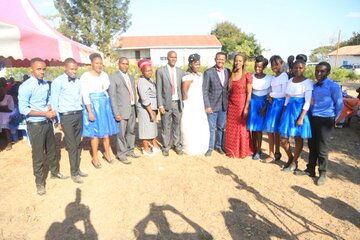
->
[134,203,213,240]
[45,188,98,240]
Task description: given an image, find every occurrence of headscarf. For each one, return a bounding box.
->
[137,59,152,73]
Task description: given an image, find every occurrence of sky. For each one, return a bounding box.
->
[31,0,360,60]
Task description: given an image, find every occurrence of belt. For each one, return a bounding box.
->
[59,110,82,116]
[172,100,179,103]
[26,120,52,126]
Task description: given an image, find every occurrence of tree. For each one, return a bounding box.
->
[342,31,360,46]
[211,21,262,57]
[309,45,336,62]
[54,0,131,57]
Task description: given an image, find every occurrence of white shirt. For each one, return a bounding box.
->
[252,74,271,96]
[270,72,289,98]
[284,78,313,110]
[120,71,135,105]
[80,71,110,105]
[217,68,225,86]
[167,64,179,101]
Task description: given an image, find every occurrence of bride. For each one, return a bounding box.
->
[181,54,210,155]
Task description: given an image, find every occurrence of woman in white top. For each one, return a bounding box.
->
[81,53,119,168]
[0,81,14,150]
[181,54,210,155]
[279,60,313,172]
[247,55,271,160]
[263,56,289,162]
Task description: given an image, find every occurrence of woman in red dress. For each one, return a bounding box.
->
[224,53,253,158]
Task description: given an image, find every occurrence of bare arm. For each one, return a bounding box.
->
[181,80,192,100]
[243,83,252,117]
[85,104,95,121]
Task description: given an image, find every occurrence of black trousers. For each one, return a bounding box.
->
[307,116,335,173]
[60,113,83,176]
[27,121,58,185]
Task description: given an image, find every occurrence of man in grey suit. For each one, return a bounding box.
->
[108,57,139,164]
[203,52,231,157]
[156,51,185,156]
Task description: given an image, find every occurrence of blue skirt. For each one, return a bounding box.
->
[278,97,311,139]
[247,94,267,131]
[263,97,285,133]
[82,92,119,138]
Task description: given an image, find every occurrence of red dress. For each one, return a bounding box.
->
[224,73,253,158]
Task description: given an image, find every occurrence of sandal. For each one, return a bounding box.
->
[102,155,113,164]
[91,160,102,169]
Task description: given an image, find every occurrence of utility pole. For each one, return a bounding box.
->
[335,30,341,68]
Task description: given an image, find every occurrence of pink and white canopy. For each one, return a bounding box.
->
[0,0,101,67]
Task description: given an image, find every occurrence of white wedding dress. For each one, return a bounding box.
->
[181,73,210,155]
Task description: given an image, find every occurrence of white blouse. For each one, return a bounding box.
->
[284,78,313,110]
[80,71,110,105]
[252,74,271,96]
[270,72,289,98]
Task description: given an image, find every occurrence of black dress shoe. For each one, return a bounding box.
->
[71,175,83,184]
[126,151,140,158]
[36,184,46,195]
[205,149,212,157]
[162,150,169,157]
[50,172,69,179]
[215,148,225,155]
[295,168,315,177]
[175,149,184,155]
[78,170,88,177]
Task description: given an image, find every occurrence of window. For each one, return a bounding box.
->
[135,50,140,60]
[160,57,167,60]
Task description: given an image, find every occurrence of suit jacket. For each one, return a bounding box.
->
[156,65,185,111]
[202,66,231,112]
[108,71,137,119]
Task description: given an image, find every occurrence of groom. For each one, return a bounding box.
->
[202,52,231,157]
[156,51,185,156]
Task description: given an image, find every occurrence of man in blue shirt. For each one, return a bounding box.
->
[51,58,87,184]
[296,62,343,186]
[18,58,68,196]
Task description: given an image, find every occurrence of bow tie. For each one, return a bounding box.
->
[37,79,45,85]
[68,76,76,82]
[315,81,323,87]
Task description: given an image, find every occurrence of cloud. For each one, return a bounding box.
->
[208,11,225,22]
[346,12,360,18]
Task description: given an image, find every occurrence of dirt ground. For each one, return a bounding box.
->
[0,83,359,240]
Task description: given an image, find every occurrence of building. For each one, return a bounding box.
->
[328,45,360,67]
[114,35,222,66]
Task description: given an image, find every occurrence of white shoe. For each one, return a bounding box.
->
[153,147,161,153]
[142,149,154,156]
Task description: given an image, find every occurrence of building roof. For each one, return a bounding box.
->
[329,45,360,56]
[115,35,222,49]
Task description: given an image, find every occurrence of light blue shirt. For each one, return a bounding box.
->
[311,78,343,118]
[50,73,82,122]
[18,76,50,122]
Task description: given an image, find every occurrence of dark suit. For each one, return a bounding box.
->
[202,66,231,150]
[108,71,137,157]
[156,65,185,151]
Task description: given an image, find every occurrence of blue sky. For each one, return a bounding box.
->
[31,0,360,60]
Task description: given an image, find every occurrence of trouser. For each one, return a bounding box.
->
[207,110,227,150]
[161,101,182,151]
[116,106,136,157]
[307,116,335,173]
[27,121,58,185]
[60,113,83,176]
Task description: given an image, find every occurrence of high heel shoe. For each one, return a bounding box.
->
[142,148,154,156]
[283,162,297,172]
[274,152,282,162]
[102,155,113,164]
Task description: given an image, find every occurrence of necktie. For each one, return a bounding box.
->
[125,74,134,102]
[37,79,44,85]
[170,67,175,95]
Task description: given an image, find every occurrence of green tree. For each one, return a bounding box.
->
[211,21,262,57]
[309,45,336,62]
[54,0,131,57]
[342,31,360,46]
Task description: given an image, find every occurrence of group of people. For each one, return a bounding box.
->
[13,50,344,195]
